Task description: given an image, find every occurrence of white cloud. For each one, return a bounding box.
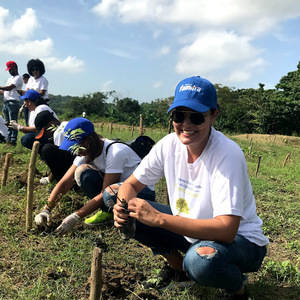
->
[11,8,38,39]
[0,38,53,57]
[93,0,300,36]
[101,80,113,91]
[176,31,265,84]
[153,81,162,88]
[92,0,299,83]
[101,47,136,59]
[153,30,161,39]
[158,46,170,56]
[0,6,85,74]
[43,56,85,72]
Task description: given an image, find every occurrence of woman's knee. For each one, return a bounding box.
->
[183,244,219,283]
[74,165,103,198]
[21,134,34,149]
[74,164,91,187]
[103,183,121,210]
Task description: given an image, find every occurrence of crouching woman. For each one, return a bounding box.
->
[113,76,268,298]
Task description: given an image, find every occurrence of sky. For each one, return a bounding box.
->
[0,0,300,103]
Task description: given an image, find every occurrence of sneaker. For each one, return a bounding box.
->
[143,263,190,289]
[40,176,50,185]
[220,275,251,300]
[84,210,113,226]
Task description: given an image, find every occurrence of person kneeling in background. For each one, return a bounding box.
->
[33,110,72,185]
[8,89,58,150]
[34,118,155,234]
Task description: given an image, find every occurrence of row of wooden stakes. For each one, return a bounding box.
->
[0,141,103,300]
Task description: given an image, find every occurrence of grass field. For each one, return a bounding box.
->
[0,125,299,299]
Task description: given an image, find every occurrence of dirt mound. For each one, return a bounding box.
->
[233,133,300,146]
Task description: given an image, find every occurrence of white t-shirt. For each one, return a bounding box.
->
[0,116,8,139]
[27,76,49,100]
[73,139,142,183]
[53,121,68,146]
[28,105,58,127]
[3,75,23,101]
[133,128,269,246]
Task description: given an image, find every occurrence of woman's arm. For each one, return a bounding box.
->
[113,175,240,244]
[45,164,77,210]
[76,172,121,218]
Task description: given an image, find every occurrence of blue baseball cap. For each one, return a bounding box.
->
[167,76,217,113]
[59,118,95,151]
[20,89,40,102]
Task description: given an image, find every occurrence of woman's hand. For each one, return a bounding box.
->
[113,198,162,228]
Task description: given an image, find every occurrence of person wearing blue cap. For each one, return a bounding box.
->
[113,76,269,298]
[8,89,58,150]
[34,117,155,234]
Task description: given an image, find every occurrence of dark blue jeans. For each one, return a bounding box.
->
[79,169,103,200]
[23,106,29,126]
[133,201,267,293]
[21,132,50,151]
[2,100,20,143]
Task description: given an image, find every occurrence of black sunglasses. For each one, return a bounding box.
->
[171,110,206,125]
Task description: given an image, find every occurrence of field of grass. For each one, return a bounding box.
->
[0,125,299,299]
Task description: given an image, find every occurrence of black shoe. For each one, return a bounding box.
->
[143,263,190,289]
[219,291,251,300]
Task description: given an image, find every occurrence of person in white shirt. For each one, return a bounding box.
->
[8,89,58,150]
[34,118,155,234]
[113,76,269,298]
[0,61,23,145]
[20,73,30,125]
[26,59,49,102]
[0,115,8,143]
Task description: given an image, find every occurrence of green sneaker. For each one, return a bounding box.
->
[84,210,113,226]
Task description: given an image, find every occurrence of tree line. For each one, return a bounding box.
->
[1,61,299,135]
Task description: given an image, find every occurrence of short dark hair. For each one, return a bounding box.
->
[27,59,46,76]
[22,73,30,80]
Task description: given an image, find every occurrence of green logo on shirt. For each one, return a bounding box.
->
[176,198,189,215]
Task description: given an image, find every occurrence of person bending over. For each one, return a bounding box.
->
[113,76,269,298]
[34,118,155,234]
[8,89,58,150]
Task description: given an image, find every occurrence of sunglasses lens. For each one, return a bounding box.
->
[172,110,206,125]
[172,111,185,123]
[190,113,205,125]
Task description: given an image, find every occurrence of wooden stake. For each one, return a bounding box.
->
[89,247,102,300]
[282,152,291,167]
[139,114,143,136]
[131,124,134,137]
[255,155,262,177]
[26,141,40,232]
[1,153,12,188]
[109,122,113,135]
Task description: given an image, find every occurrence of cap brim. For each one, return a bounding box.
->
[35,128,45,140]
[59,138,78,151]
[167,99,211,113]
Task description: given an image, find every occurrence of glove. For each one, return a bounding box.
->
[8,120,24,131]
[34,209,51,228]
[55,212,81,235]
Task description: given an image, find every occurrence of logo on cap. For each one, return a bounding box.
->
[179,84,202,93]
